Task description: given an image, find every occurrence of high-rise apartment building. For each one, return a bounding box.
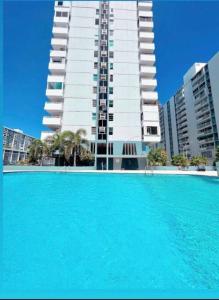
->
[160,52,219,162]
[3,127,35,165]
[41,1,160,170]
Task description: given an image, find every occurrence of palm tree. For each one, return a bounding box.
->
[60,129,89,166]
[48,132,65,166]
[28,139,47,165]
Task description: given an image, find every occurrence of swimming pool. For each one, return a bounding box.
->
[1,173,219,297]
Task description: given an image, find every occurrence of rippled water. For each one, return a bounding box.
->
[1,173,219,297]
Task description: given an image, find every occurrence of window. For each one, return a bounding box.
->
[93,87,97,94]
[110,8,114,12]
[122,143,137,155]
[146,126,158,135]
[94,40,98,46]
[110,14,114,18]
[62,12,68,17]
[110,63,113,70]
[91,127,96,135]
[110,19,114,25]
[56,11,68,17]
[110,75,113,82]
[109,100,113,107]
[56,11,62,17]
[93,74,98,81]
[92,99,97,107]
[48,82,62,89]
[109,127,113,135]
[109,87,113,94]
[109,51,114,58]
[109,30,113,36]
[96,9,99,15]
[109,113,114,121]
[92,113,96,120]
[95,19,99,25]
[108,143,113,155]
[58,1,63,6]
[109,40,114,47]
[94,51,98,57]
[94,62,98,69]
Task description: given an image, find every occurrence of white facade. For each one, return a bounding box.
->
[160,52,219,162]
[41,1,160,169]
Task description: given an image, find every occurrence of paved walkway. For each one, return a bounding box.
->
[3,168,218,177]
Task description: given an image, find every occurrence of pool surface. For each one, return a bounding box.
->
[1,173,219,298]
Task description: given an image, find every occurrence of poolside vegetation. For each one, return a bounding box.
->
[27,129,94,166]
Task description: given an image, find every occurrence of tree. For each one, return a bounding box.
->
[190,156,208,167]
[147,148,168,166]
[28,139,48,164]
[172,154,189,169]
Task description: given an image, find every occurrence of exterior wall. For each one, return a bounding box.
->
[3,127,35,165]
[41,1,160,169]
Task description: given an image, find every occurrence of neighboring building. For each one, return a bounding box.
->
[41,0,160,170]
[3,127,35,165]
[160,52,219,162]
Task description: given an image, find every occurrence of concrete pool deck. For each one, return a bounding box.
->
[3,166,218,177]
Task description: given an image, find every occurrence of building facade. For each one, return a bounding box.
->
[160,52,219,162]
[41,0,160,170]
[3,127,35,165]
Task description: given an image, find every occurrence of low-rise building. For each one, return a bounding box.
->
[3,127,35,165]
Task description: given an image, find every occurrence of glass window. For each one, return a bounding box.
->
[91,127,96,134]
[146,126,158,135]
[95,19,99,25]
[92,99,97,107]
[94,62,98,69]
[58,1,63,6]
[109,30,113,36]
[109,100,113,107]
[94,40,98,46]
[96,9,99,15]
[93,74,98,81]
[109,51,114,58]
[94,51,98,57]
[109,40,114,47]
[110,63,113,70]
[92,113,96,120]
[109,127,113,135]
[110,75,113,82]
[109,87,113,94]
[93,87,97,94]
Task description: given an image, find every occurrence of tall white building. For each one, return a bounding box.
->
[41,0,160,170]
[160,52,219,162]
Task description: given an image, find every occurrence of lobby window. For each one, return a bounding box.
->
[93,87,97,94]
[109,113,114,121]
[109,51,114,58]
[109,127,113,135]
[92,113,96,121]
[110,63,113,70]
[122,143,137,155]
[109,87,113,94]
[110,75,113,82]
[93,74,98,81]
[92,99,97,107]
[146,126,158,135]
[91,127,96,135]
[95,19,99,25]
[109,100,113,107]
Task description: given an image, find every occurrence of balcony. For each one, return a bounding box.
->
[141,79,157,90]
[43,116,61,129]
[44,102,63,115]
[50,50,67,58]
[141,91,158,101]
[139,42,155,53]
[138,10,152,18]
[49,60,66,74]
[140,54,155,65]
[53,16,69,27]
[140,66,156,78]
[41,131,56,140]
[139,31,154,42]
[51,38,67,50]
[144,135,160,143]
[52,26,68,38]
[139,21,153,31]
[138,2,152,10]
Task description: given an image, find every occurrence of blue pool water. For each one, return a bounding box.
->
[1,173,219,297]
